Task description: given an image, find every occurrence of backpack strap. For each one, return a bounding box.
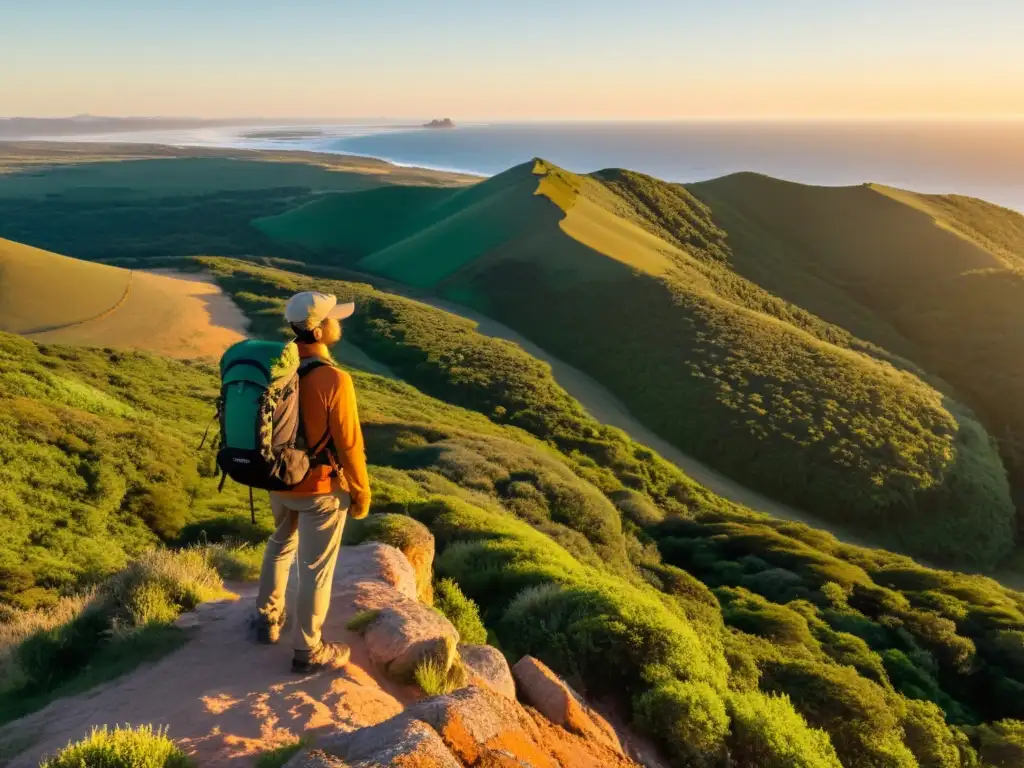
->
[297,356,341,473]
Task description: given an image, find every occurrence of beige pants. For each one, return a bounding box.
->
[256,489,350,651]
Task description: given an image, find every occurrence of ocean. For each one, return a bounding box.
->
[36,120,1024,212]
[327,121,1024,212]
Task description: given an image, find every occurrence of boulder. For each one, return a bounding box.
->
[299,685,641,768]
[334,542,418,601]
[512,656,622,754]
[459,644,516,699]
[361,598,459,680]
[344,514,435,603]
[290,718,461,768]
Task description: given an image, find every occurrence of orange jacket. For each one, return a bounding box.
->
[281,343,371,518]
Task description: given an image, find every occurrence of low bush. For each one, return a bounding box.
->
[633,679,729,764]
[725,690,842,768]
[413,656,467,697]
[974,719,1024,767]
[433,578,487,645]
[39,724,192,768]
[202,542,265,582]
[0,549,224,723]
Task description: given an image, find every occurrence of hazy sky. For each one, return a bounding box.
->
[3,0,1022,120]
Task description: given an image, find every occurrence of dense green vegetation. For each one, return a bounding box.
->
[254,161,1016,567]
[0,187,311,262]
[185,257,1024,765]
[0,332,260,609]
[689,174,1024,519]
[0,548,229,723]
[5,309,1024,764]
[433,578,488,645]
[2,150,1023,766]
[0,155,466,264]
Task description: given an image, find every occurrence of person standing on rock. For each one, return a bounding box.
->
[253,291,371,673]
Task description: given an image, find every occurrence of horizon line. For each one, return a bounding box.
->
[3,114,1024,123]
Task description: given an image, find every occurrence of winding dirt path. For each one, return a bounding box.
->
[0,547,419,768]
[420,296,872,547]
[415,299,1024,592]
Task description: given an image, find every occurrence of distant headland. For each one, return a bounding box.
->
[423,118,456,129]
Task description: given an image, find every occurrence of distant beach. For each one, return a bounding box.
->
[17,119,1024,212]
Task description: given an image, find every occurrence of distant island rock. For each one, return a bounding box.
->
[423,118,456,129]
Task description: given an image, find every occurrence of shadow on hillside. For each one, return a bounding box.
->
[442,220,1016,570]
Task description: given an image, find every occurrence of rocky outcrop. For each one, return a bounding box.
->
[286,685,640,768]
[290,719,461,767]
[512,656,623,754]
[458,643,516,700]
[337,542,458,681]
[460,647,516,700]
[362,604,458,681]
[334,541,419,607]
[345,514,436,603]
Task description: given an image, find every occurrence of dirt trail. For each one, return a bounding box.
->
[28,270,249,359]
[420,296,872,545]
[0,547,419,768]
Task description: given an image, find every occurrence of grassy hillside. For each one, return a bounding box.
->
[0,238,131,334]
[6,287,1024,764]
[0,238,246,358]
[256,162,1015,568]
[690,174,1024,512]
[0,153,467,263]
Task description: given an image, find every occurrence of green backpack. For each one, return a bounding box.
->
[208,340,334,516]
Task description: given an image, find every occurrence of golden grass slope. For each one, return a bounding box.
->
[0,238,247,358]
[0,238,131,334]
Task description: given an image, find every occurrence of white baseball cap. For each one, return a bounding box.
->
[284,291,355,329]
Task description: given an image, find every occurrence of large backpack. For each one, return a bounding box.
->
[207,340,335,517]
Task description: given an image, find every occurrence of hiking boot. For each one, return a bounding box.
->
[250,612,285,645]
[291,641,351,673]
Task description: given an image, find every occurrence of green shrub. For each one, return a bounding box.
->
[414,656,467,697]
[632,680,728,763]
[345,610,381,634]
[761,659,917,768]
[126,581,180,626]
[39,724,192,768]
[1,549,222,723]
[725,690,842,768]
[105,549,225,620]
[434,578,487,645]
[974,719,1024,767]
[719,588,817,650]
[202,542,264,582]
[901,699,963,768]
[14,607,112,692]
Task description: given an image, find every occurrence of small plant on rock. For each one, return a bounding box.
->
[345,609,381,634]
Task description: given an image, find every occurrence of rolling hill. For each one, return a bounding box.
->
[6,260,1024,765]
[0,237,247,358]
[255,160,1017,567]
[688,174,1024,509]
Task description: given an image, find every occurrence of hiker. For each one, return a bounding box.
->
[252,291,371,672]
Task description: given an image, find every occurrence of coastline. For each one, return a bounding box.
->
[3,119,1024,211]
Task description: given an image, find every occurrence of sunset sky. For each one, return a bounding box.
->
[3,0,1022,120]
